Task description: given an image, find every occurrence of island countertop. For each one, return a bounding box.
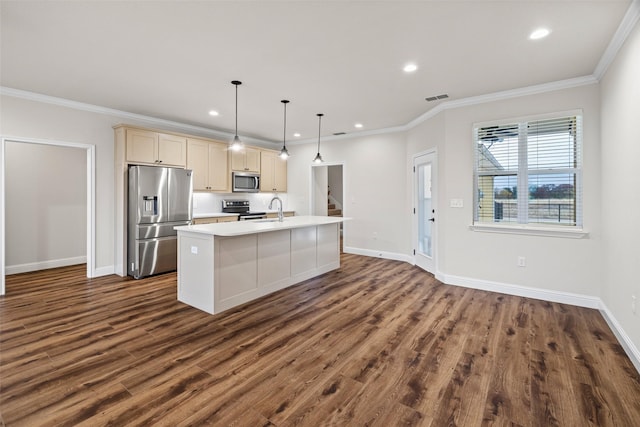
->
[176,215,348,237]
[176,215,346,315]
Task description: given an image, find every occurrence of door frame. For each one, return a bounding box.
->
[412,149,437,274]
[310,160,346,234]
[0,136,96,295]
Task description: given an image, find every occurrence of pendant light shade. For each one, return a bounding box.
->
[230,80,243,151]
[313,113,324,163]
[279,100,290,160]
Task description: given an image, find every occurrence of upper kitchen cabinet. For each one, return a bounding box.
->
[260,150,287,192]
[187,138,228,192]
[124,128,187,167]
[230,147,261,173]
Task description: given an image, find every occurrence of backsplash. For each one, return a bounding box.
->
[192,192,289,215]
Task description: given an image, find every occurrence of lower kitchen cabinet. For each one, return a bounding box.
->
[192,216,238,225]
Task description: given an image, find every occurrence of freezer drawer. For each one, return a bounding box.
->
[129,236,177,279]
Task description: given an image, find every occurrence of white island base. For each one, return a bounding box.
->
[175,216,346,315]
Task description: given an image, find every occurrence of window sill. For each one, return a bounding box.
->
[469,223,589,239]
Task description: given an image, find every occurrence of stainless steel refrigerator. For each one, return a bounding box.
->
[128,165,193,279]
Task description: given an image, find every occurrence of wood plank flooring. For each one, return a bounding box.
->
[1,254,639,426]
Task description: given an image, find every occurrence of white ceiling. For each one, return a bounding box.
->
[0,0,632,146]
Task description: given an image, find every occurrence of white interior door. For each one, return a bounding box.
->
[414,151,437,273]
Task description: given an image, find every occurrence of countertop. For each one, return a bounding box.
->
[175,215,348,237]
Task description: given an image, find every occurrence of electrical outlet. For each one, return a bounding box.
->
[372,232,378,240]
[517,256,526,267]
[632,295,637,315]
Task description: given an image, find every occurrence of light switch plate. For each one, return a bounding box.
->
[191,246,198,255]
[450,199,463,208]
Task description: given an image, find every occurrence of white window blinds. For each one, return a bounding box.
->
[474,113,582,227]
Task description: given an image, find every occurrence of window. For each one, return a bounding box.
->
[473,112,582,229]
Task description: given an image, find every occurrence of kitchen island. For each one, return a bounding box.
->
[174,216,347,315]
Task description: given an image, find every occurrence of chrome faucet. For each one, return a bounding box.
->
[269,196,284,222]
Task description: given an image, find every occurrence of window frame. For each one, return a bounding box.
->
[471,110,587,238]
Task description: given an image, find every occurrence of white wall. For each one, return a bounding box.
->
[406,86,603,297]
[600,20,640,353]
[1,96,117,273]
[5,142,86,273]
[287,131,409,259]
[436,85,602,297]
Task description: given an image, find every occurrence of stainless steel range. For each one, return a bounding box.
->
[222,200,266,221]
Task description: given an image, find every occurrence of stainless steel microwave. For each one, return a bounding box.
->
[232,172,260,192]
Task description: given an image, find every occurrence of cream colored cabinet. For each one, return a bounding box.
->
[230,147,261,172]
[192,216,238,225]
[125,128,186,167]
[187,138,228,191]
[266,211,294,219]
[260,150,287,192]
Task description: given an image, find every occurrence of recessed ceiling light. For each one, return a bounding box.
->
[403,63,418,73]
[293,133,301,137]
[208,110,219,116]
[354,123,363,129]
[529,28,550,40]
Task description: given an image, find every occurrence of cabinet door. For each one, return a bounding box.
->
[217,216,239,223]
[208,142,229,191]
[274,155,287,192]
[126,129,157,164]
[245,148,261,172]
[260,151,276,192]
[158,133,187,167]
[260,151,287,192]
[230,150,246,171]
[187,139,210,190]
[193,217,218,225]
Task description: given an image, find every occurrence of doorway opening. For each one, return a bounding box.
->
[0,137,96,295]
[310,162,345,247]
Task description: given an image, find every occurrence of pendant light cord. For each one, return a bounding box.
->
[283,101,287,147]
[235,84,238,137]
[231,80,242,139]
[317,113,323,152]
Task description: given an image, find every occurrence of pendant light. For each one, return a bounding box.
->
[230,80,243,151]
[313,113,324,163]
[279,100,290,159]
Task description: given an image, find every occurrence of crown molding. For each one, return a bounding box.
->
[0,86,273,147]
[0,74,603,148]
[593,0,640,80]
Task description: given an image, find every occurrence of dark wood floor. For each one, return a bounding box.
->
[1,254,639,426]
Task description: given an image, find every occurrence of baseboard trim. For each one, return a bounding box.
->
[440,272,601,308]
[598,303,640,374]
[6,256,87,275]
[343,246,413,264]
